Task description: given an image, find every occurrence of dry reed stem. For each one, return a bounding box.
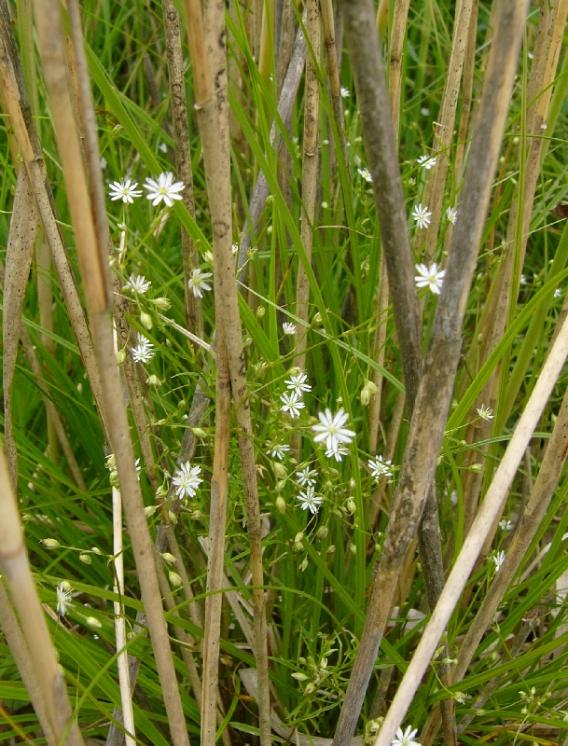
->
[386,0,410,137]
[320,0,347,163]
[0,17,106,424]
[422,378,568,745]
[162,0,203,336]
[0,581,56,744]
[374,308,568,745]
[462,0,567,531]
[415,0,474,262]
[453,0,478,183]
[31,4,190,744]
[184,1,271,741]
[237,19,307,278]
[3,165,39,483]
[293,0,321,373]
[201,342,231,744]
[0,446,84,746]
[333,2,528,741]
[112,486,136,746]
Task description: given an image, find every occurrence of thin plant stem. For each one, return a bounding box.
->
[293,0,321,373]
[184,1,271,741]
[0,447,85,746]
[333,2,528,741]
[374,308,568,745]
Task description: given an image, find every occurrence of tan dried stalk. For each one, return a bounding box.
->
[0,446,84,746]
[453,0,478,183]
[414,0,475,262]
[320,0,347,162]
[0,13,105,424]
[294,0,321,373]
[162,0,203,336]
[31,3,190,744]
[0,581,55,744]
[112,486,136,746]
[184,1,271,742]
[422,378,568,745]
[201,345,231,744]
[374,309,568,745]
[333,2,528,742]
[3,165,39,483]
[461,0,567,531]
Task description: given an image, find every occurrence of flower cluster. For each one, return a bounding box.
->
[108,172,185,207]
[280,369,312,419]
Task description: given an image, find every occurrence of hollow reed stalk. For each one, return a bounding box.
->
[162,0,203,336]
[0,447,84,746]
[184,1,271,741]
[333,2,528,741]
[374,307,568,745]
[31,3,190,744]
[293,0,321,373]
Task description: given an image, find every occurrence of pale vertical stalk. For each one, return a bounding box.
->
[415,0,474,262]
[31,4,190,744]
[293,0,321,373]
[386,0,410,137]
[184,1,271,742]
[462,0,567,531]
[320,0,347,162]
[162,0,203,336]
[0,447,84,746]
[201,342,231,746]
[333,3,528,742]
[112,486,136,746]
[374,311,568,746]
[453,0,478,182]
[0,581,55,744]
[422,379,568,745]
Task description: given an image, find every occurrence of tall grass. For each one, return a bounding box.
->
[0,1,567,745]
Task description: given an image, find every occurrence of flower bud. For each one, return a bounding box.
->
[360,379,378,406]
[161,552,177,565]
[115,347,126,364]
[85,616,102,629]
[168,571,182,588]
[275,495,286,514]
[140,311,153,330]
[41,538,60,549]
[79,553,92,565]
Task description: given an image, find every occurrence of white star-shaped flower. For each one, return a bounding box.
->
[280,391,304,418]
[282,322,296,335]
[143,172,185,207]
[124,274,151,295]
[172,461,202,500]
[312,408,355,455]
[391,725,421,746]
[368,455,394,482]
[297,486,323,515]
[130,333,155,364]
[56,581,73,617]
[415,262,445,295]
[268,443,290,460]
[417,154,437,170]
[411,203,432,229]
[446,206,458,224]
[188,268,213,298]
[476,404,494,422]
[108,178,142,204]
[285,371,311,396]
[296,466,318,487]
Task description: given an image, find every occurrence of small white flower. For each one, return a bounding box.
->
[446,206,458,224]
[368,455,394,482]
[326,443,349,461]
[188,268,213,298]
[415,262,445,295]
[312,408,355,454]
[476,404,494,422]
[285,371,311,396]
[268,443,290,460]
[357,167,373,184]
[231,242,239,255]
[130,333,155,364]
[417,154,437,170]
[499,519,513,531]
[172,461,202,500]
[56,581,73,617]
[297,486,323,515]
[340,86,350,98]
[143,172,185,207]
[553,288,562,299]
[280,391,305,418]
[411,203,432,229]
[282,322,296,335]
[492,550,506,572]
[108,178,142,204]
[124,274,151,295]
[391,725,421,746]
[296,466,318,487]
[520,274,528,286]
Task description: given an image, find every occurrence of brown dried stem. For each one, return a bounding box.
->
[333,2,528,742]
